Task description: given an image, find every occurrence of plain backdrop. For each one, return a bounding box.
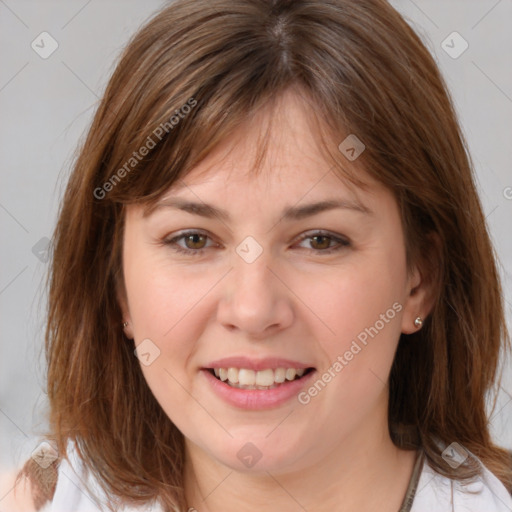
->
[1,0,511,482]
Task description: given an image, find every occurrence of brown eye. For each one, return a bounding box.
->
[163,230,214,256]
[295,231,351,254]
[309,234,332,250]
[183,233,208,250]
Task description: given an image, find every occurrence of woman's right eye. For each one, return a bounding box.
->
[163,230,214,256]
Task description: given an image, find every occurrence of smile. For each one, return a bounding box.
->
[202,366,317,410]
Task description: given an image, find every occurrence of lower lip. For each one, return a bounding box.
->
[201,369,316,410]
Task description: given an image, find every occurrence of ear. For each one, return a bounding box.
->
[116,277,134,340]
[400,233,441,334]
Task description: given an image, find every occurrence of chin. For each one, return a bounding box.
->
[202,432,310,474]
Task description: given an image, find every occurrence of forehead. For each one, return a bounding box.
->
[136,86,397,226]
[141,152,392,231]
[129,103,401,239]
[157,89,376,202]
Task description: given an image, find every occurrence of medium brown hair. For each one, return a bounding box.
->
[17,0,512,510]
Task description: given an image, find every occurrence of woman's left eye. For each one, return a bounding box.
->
[295,231,351,253]
[162,230,350,256]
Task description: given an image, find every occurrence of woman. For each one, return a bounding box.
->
[13,0,512,510]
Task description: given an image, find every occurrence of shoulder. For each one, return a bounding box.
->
[0,467,39,512]
[49,439,165,512]
[3,439,164,512]
[0,442,59,512]
[411,453,512,512]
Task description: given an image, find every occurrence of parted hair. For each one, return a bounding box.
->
[16,0,512,510]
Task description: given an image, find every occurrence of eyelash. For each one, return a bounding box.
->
[162,230,351,257]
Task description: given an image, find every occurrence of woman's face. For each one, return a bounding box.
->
[119,89,428,474]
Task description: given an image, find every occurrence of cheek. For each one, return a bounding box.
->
[300,260,405,343]
[126,262,212,425]
[124,250,205,337]
[124,257,215,396]
[295,253,407,404]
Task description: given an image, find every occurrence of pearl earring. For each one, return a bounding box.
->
[414,317,423,328]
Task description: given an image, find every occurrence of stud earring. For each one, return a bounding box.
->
[414,317,423,328]
[122,321,129,328]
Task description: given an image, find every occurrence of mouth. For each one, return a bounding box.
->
[206,366,316,391]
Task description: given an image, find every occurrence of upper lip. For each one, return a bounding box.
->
[204,356,315,371]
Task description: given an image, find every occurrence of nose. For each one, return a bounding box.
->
[216,248,294,339]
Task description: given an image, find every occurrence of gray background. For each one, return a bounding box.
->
[1,0,511,485]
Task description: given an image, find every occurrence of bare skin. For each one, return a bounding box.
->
[118,87,432,512]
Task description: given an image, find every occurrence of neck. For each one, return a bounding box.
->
[183,398,417,512]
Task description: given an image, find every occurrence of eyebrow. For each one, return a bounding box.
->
[144,197,372,221]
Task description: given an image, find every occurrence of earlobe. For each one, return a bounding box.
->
[116,280,134,340]
[402,271,435,336]
[400,233,441,335]
[120,314,134,340]
[400,266,427,334]
[122,320,134,340]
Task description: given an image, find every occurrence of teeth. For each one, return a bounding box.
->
[274,368,286,383]
[238,369,256,386]
[285,368,297,381]
[211,367,309,388]
[255,369,274,387]
[227,367,239,383]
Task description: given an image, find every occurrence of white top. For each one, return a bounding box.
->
[411,453,512,512]
[42,440,512,512]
